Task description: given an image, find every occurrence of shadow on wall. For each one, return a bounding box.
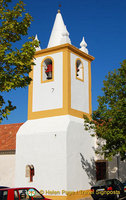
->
[80,153,96,186]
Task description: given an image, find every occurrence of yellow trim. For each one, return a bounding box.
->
[88,61,92,117]
[28,108,68,120]
[35,43,94,61]
[63,49,71,114]
[41,56,54,83]
[69,108,91,119]
[28,67,33,120]
[28,44,94,120]
[75,58,84,82]
[68,50,71,113]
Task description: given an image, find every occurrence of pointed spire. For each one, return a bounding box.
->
[79,37,88,54]
[35,34,41,51]
[47,11,71,48]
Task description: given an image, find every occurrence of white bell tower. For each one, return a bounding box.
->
[15,10,95,200]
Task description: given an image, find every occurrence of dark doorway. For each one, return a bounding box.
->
[96,161,107,180]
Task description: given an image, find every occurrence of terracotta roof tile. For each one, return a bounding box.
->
[0,123,23,151]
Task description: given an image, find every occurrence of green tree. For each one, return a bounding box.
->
[84,60,126,160]
[0,0,39,122]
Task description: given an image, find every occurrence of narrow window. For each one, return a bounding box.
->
[25,165,35,182]
[41,57,54,82]
[76,59,84,81]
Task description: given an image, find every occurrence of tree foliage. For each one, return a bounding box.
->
[0,0,39,122]
[84,60,126,160]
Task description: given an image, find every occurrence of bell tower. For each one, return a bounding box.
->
[28,44,94,120]
[28,11,94,120]
[15,10,95,199]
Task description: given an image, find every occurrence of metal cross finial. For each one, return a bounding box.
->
[58,4,61,13]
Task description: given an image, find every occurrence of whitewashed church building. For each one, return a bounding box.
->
[0,10,125,200]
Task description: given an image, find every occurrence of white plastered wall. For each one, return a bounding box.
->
[33,52,63,112]
[70,53,89,113]
[15,115,95,192]
[0,154,15,187]
[15,116,68,191]
[67,116,96,190]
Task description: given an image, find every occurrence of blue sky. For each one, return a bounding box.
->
[1,0,126,124]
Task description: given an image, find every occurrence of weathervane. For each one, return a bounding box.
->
[58,4,61,13]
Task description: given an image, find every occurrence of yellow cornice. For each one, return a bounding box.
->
[35,43,95,62]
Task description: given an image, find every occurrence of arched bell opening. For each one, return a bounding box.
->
[76,59,84,81]
[42,57,54,82]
